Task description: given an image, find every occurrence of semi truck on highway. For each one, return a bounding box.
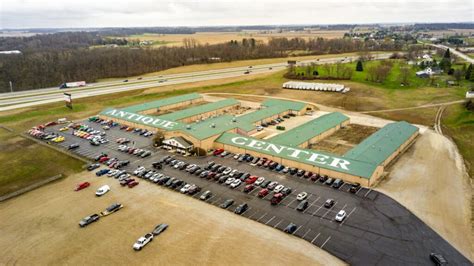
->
[59,81,86,89]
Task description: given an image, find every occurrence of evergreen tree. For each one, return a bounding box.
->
[470,66,474,81]
[466,64,473,80]
[356,60,363,71]
[443,48,451,59]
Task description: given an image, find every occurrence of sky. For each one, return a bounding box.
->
[1,0,473,29]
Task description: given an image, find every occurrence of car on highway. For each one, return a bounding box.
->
[297,192,308,201]
[284,223,297,234]
[100,203,123,216]
[152,224,169,236]
[133,233,153,251]
[296,200,309,212]
[75,182,90,191]
[79,214,100,227]
[234,203,248,215]
[324,199,335,208]
[220,199,234,209]
[430,253,448,265]
[335,210,347,222]
[200,190,212,200]
[95,185,110,196]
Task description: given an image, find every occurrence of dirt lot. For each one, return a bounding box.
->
[0,170,344,266]
[377,130,473,261]
[153,100,210,116]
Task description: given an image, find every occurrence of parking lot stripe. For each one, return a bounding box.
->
[354,186,363,194]
[303,197,320,213]
[364,189,373,197]
[273,219,283,228]
[256,213,268,222]
[240,207,251,215]
[320,236,331,248]
[310,233,321,244]
[292,225,303,235]
[285,197,297,207]
[312,204,324,216]
[265,216,276,225]
[302,229,311,238]
[340,207,357,226]
[321,202,337,220]
[205,195,215,202]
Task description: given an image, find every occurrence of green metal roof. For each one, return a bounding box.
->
[122,93,202,113]
[262,98,307,111]
[343,121,419,165]
[269,112,349,147]
[158,99,239,121]
[176,115,240,140]
[99,108,184,130]
[215,132,377,178]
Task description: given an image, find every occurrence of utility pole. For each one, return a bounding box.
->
[9,81,13,93]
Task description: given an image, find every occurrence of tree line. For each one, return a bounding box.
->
[0,32,402,92]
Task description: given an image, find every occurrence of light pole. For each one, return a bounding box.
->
[9,81,13,93]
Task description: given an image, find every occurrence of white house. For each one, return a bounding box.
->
[467,91,474,99]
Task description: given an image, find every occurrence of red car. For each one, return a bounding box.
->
[213,149,224,156]
[128,181,139,188]
[244,184,255,193]
[258,188,269,198]
[45,121,57,127]
[245,175,258,184]
[271,193,284,205]
[75,182,90,191]
[304,171,313,179]
[99,156,110,163]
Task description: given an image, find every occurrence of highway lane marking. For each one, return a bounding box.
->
[265,216,276,225]
[256,213,268,222]
[302,229,311,238]
[310,233,321,244]
[273,219,283,228]
[320,236,331,248]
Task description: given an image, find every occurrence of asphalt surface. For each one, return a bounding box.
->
[0,53,391,111]
[37,120,471,266]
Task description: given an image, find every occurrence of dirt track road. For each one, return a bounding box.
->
[0,170,344,266]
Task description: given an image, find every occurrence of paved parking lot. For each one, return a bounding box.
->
[38,121,470,265]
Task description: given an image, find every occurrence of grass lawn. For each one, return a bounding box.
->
[0,128,84,196]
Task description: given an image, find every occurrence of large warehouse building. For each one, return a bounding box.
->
[98,93,419,186]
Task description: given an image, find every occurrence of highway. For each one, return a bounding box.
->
[424,43,474,64]
[0,53,391,111]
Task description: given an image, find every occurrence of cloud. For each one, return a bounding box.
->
[1,0,473,29]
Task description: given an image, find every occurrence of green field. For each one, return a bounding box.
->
[293,59,470,90]
[0,128,84,196]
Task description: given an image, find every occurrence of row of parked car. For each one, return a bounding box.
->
[117,145,152,158]
[213,149,361,193]
[93,153,131,169]
[132,166,203,195]
[78,203,123,227]
[160,155,296,206]
[28,129,66,143]
[118,125,154,137]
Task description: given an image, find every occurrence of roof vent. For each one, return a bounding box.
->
[186,125,191,130]
[232,117,237,122]
[210,123,216,128]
